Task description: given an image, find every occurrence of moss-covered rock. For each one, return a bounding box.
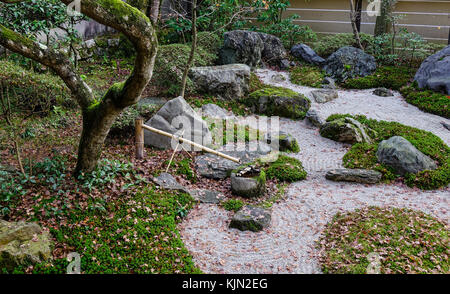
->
[231,165,266,198]
[245,86,310,119]
[320,117,374,144]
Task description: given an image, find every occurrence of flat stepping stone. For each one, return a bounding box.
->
[153,173,188,193]
[373,88,394,97]
[190,189,225,204]
[326,169,382,184]
[229,205,271,232]
[311,89,338,103]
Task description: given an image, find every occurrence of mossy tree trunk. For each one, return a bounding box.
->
[0,0,159,175]
[180,0,198,98]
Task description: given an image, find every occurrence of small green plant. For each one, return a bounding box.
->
[222,199,244,212]
[176,158,197,183]
[77,159,135,191]
[264,155,307,182]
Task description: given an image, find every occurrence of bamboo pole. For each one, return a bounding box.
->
[135,118,144,159]
[141,124,241,163]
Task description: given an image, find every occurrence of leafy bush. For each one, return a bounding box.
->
[289,65,325,88]
[222,199,244,212]
[330,114,450,190]
[342,66,415,90]
[151,43,216,96]
[196,31,222,56]
[0,60,72,115]
[310,33,374,57]
[318,207,449,274]
[264,155,307,182]
[400,85,449,118]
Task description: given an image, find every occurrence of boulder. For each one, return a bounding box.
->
[219,30,287,69]
[306,109,325,127]
[414,45,450,94]
[376,136,437,175]
[190,189,225,204]
[265,131,299,153]
[231,165,266,198]
[219,30,264,68]
[323,46,376,82]
[325,169,382,184]
[189,64,250,100]
[247,87,310,119]
[258,32,288,68]
[373,87,394,97]
[229,205,271,232]
[200,103,234,120]
[311,89,339,103]
[195,150,269,180]
[320,117,374,144]
[144,97,212,149]
[0,220,52,271]
[290,43,325,66]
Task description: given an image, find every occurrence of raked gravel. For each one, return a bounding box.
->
[178,69,450,274]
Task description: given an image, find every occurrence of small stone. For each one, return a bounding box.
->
[306,109,325,127]
[271,73,286,83]
[229,205,271,232]
[265,132,298,152]
[311,89,339,103]
[325,169,382,184]
[153,173,188,193]
[441,121,450,131]
[231,168,266,198]
[373,88,394,97]
[190,189,224,204]
[320,117,374,144]
[322,77,337,89]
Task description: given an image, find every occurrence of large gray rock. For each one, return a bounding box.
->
[144,97,212,149]
[414,45,450,94]
[153,172,188,193]
[311,89,339,103]
[229,205,271,232]
[0,220,52,271]
[290,43,325,66]
[219,30,288,69]
[326,169,382,184]
[200,103,234,120]
[323,46,376,82]
[189,64,250,100]
[320,117,374,144]
[376,136,437,175]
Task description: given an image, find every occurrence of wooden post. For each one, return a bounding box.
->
[135,118,144,159]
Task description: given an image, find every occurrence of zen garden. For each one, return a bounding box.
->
[0,0,449,276]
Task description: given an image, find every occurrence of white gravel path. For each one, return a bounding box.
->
[178,69,450,274]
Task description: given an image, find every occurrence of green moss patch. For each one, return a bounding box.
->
[342,66,415,90]
[400,85,449,119]
[289,65,325,88]
[317,207,449,274]
[329,114,450,190]
[222,199,244,212]
[263,155,307,183]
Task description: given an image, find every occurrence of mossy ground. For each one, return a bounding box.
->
[341,66,415,90]
[317,206,449,274]
[326,114,450,190]
[289,65,325,88]
[400,85,449,119]
[263,155,307,183]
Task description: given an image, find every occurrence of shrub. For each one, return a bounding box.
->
[400,85,449,118]
[0,60,72,115]
[317,207,449,274]
[264,155,307,182]
[151,43,216,96]
[331,114,450,190]
[289,65,325,88]
[342,66,415,90]
[196,31,222,56]
[310,33,374,57]
[222,199,244,212]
